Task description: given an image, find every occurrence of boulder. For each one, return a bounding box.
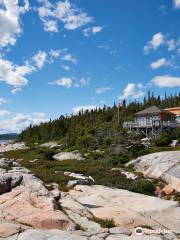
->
[67,179,92,189]
[111,168,138,180]
[9,167,49,196]
[127,151,180,192]
[64,172,94,182]
[53,152,85,161]
[0,186,74,231]
[65,172,94,189]
[40,142,62,149]
[0,173,23,194]
[0,158,12,169]
[161,184,175,196]
[0,143,28,153]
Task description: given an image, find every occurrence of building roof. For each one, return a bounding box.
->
[134,106,175,116]
[165,107,180,116]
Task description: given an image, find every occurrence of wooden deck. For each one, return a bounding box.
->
[123,121,180,129]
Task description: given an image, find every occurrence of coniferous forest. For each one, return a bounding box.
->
[19,92,180,147]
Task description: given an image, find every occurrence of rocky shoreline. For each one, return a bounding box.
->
[0,143,179,239]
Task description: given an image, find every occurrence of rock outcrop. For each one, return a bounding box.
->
[53,151,85,161]
[0,142,28,152]
[0,158,75,233]
[64,185,179,234]
[40,141,62,148]
[127,151,180,192]
[0,186,74,230]
[0,173,23,194]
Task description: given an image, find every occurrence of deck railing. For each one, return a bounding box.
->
[123,121,180,128]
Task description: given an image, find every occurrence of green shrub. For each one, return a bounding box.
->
[37,148,56,160]
[92,217,116,228]
[154,133,171,147]
[173,192,180,203]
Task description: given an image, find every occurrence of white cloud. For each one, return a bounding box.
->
[144,33,179,54]
[83,26,103,37]
[92,26,103,34]
[119,83,145,100]
[49,49,61,58]
[95,87,112,94]
[61,65,70,71]
[11,88,22,94]
[32,51,47,69]
[43,19,58,32]
[0,97,8,105]
[0,110,11,117]
[74,77,90,87]
[150,58,170,69]
[73,105,97,114]
[79,77,89,86]
[62,54,77,64]
[37,0,93,32]
[33,112,46,118]
[144,32,165,54]
[0,0,29,48]
[167,39,176,51]
[49,77,73,88]
[0,112,48,134]
[174,0,180,9]
[0,58,33,87]
[151,75,180,87]
[97,45,111,50]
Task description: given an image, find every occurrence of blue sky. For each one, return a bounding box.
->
[0,0,180,133]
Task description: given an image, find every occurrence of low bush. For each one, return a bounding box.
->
[92,217,116,228]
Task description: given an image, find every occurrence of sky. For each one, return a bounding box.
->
[0,0,180,133]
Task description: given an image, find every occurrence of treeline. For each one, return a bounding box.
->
[19,92,180,146]
[0,133,19,140]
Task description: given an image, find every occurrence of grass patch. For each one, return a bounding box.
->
[2,147,163,195]
[92,216,116,228]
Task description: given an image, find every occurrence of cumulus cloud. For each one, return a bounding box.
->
[173,0,180,9]
[43,19,58,32]
[49,49,61,58]
[144,32,165,54]
[73,105,97,114]
[37,0,93,32]
[0,58,33,88]
[33,112,46,118]
[83,26,103,37]
[62,54,77,64]
[144,33,179,54]
[167,39,176,51]
[61,65,70,71]
[0,48,65,91]
[32,51,47,69]
[151,75,180,87]
[119,83,145,100]
[0,0,29,48]
[95,87,112,94]
[0,110,11,117]
[79,77,89,85]
[150,58,170,69]
[0,112,48,134]
[11,88,22,94]
[49,77,73,88]
[0,97,8,105]
[75,77,89,87]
